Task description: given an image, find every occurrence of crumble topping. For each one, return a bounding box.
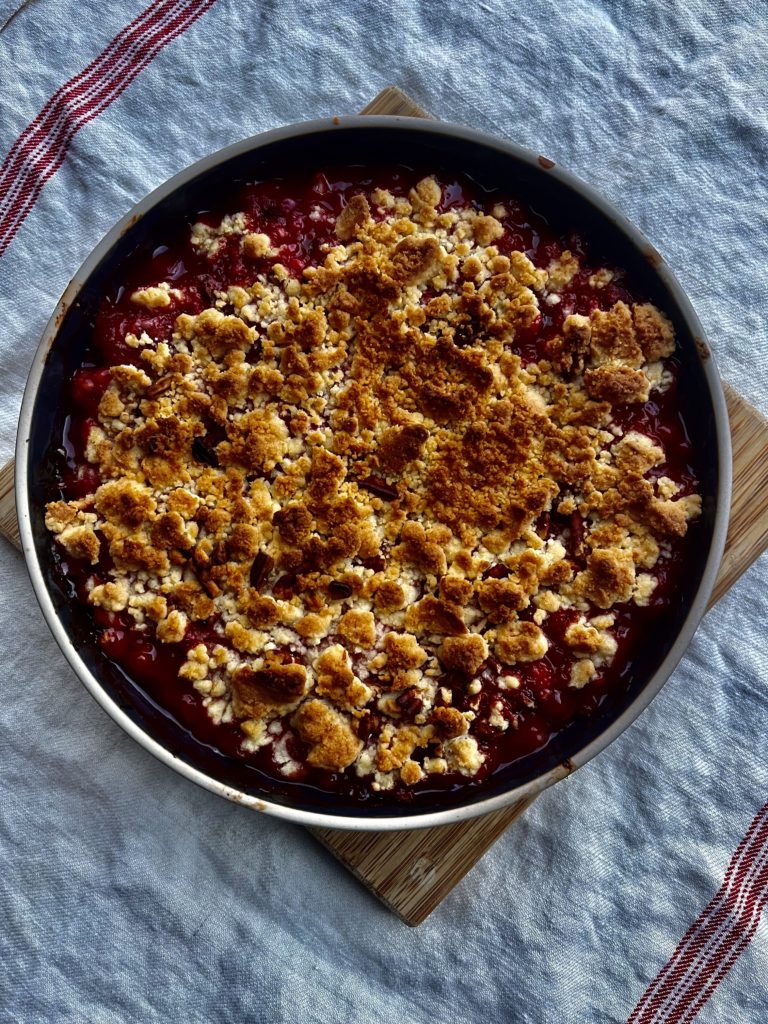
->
[47,174,701,793]
[131,282,184,309]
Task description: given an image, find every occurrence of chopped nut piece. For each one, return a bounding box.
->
[231,662,308,718]
[335,194,371,241]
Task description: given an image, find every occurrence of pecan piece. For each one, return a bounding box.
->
[249,551,274,590]
[192,436,219,467]
[359,476,398,501]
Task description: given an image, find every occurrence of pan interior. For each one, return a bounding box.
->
[26,124,720,820]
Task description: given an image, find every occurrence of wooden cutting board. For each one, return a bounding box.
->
[3,86,768,926]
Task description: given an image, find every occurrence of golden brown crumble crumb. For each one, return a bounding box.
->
[439,576,473,606]
[494,621,549,664]
[294,612,332,643]
[584,364,650,404]
[373,580,406,612]
[570,658,597,689]
[547,251,579,291]
[430,706,470,738]
[156,609,188,644]
[400,760,424,786]
[314,645,371,710]
[294,699,362,771]
[472,215,504,246]
[477,577,529,623]
[95,479,157,528]
[394,520,447,576]
[633,303,675,361]
[377,423,428,474]
[242,232,273,258]
[57,524,101,564]
[376,724,426,772]
[88,580,129,612]
[439,634,488,675]
[337,609,376,648]
[405,596,467,636]
[574,548,636,609]
[45,501,78,533]
[589,301,643,366]
[644,495,702,537]
[390,235,442,286]
[382,632,428,669]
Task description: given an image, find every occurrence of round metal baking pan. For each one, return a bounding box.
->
[16,117,732,830]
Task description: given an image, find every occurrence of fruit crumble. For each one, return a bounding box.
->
[46,168,701,802]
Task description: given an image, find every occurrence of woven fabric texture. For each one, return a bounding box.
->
[0,2,766,1021]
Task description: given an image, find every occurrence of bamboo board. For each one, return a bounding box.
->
[3,86,768,926]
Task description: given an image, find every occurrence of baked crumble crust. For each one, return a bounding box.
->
[47,174,701,791]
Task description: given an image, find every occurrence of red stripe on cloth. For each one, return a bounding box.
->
[0,0,182,203]
[628,807,768,1023]
[643,810,768,1022]
[629,806,768,1022]
[681,858,768,1023]
[627,800,768,1023]
[0,2,206,246]
[0,0,187,232]
[0,0,216,250]
[673,845,768,1023]
[0,0,217,257]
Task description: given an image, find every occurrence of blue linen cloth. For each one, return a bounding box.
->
[0,1,766,1021]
